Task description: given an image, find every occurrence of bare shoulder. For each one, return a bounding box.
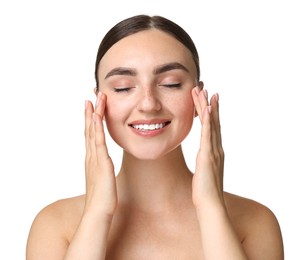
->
[224,191,276,220]
[224,192,284,259]
[26,195,85,260]
[30,195,85,233]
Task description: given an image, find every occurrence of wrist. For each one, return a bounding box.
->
[194,192,226,210]
[194,198,227,218]
[84,194,117,217]
[82,205,115,223]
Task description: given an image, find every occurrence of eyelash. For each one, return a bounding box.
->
[162,83,181,88]
[113,83,181,93]
[114,88,130,93]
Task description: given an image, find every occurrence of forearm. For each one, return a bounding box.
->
[64,212,113,260]
[64,95,116,259]
[196,203,248,260]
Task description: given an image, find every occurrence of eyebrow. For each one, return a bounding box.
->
[104,62,189,80]
[153,62,189,75]
[104,67,137,79]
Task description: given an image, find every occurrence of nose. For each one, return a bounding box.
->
[136,87,162,113]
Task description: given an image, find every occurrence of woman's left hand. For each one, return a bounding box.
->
[191,87,250,260]
[191,87,225,210]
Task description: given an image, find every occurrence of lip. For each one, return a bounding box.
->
[128,119,171,137]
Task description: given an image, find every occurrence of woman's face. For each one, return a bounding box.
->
[97,29,198,160]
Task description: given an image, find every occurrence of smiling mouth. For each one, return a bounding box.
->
[129,121,171,131]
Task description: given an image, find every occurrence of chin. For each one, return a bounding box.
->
[125,150,165,161]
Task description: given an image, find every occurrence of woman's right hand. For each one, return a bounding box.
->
[84,92,117,216]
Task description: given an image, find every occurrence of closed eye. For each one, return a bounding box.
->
[114,87,131,93]
[161,83,182,88]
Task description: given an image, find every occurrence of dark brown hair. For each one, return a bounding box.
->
[95,14,200,90]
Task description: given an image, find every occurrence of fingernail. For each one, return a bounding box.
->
[85,100,89,109]
[215,93,219,102]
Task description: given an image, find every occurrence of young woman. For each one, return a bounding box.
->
[26,14,284,259]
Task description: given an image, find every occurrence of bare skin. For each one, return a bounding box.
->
[26,190,283,259]
[26,29,284,259]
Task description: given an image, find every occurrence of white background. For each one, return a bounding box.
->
[0,0,306,259]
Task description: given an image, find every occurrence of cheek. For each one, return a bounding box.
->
[176,95,195,138]
[173,93,195,118]
[104,98,122,134]
[104,100,124,146]
[104,95,130,119]
[104,99,118,122]
[104,97,133,135]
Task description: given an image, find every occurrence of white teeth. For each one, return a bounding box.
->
[132,123,165,131]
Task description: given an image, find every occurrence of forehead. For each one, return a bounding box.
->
[98,29,197,78]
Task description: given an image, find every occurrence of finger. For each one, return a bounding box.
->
[93,95,111,164]
[199,105,213,156]
[192,87,209,124]
[94,91,105,118]
[200,89,209,113]
[89,112,97,161]
[192,87,202,118]
[210,94,224,188]
[93,112,110,163]
[199,102,224,190]
[85,100,94,153]
[210,94,223,149]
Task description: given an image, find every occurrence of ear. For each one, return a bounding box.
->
[198,81,204,91]
[93,87,98,96]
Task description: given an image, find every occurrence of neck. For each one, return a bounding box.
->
[116,145,193,213]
